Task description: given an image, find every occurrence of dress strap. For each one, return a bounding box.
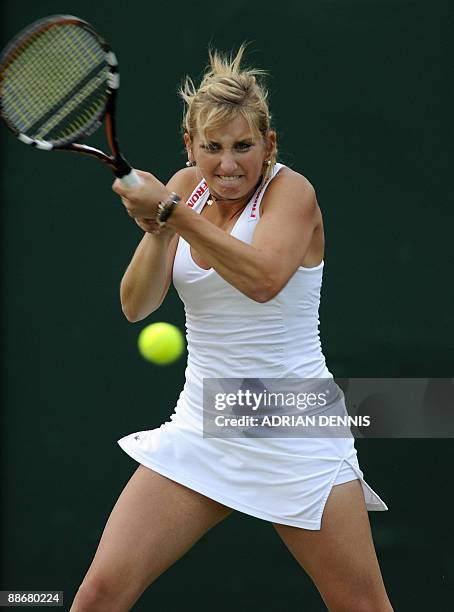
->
[185,178,209,209]
[248,163,285,221]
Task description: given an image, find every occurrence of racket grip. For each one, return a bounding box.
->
[120,169,142,188]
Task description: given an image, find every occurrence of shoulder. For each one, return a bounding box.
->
[166,167,203,202]
[261,166,317,217]
[267,166,316,201]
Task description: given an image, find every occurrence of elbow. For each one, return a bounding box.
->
[248,278,281,303]
[122,309,142,323]
[120,283,150,323]
[121,296,160,322]
[121,302,157,323]
[121,303,141,323]
[120,292,140,323]
[250,290,273,303]
[120,296,151,323]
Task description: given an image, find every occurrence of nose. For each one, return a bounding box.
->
[218,151,238,175]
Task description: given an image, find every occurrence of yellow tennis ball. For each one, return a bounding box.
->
[137,322,184,365]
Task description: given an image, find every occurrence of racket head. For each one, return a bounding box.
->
[0,15,119,150]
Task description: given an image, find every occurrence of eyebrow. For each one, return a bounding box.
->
[201,138,254,145]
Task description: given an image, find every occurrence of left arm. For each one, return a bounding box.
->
[113,170,318,302]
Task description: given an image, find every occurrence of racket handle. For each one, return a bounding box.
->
[120,169,142,188]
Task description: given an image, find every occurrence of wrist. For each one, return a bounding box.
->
[145,226,175,244]
[157,225,176,240]
[165,199,192,231]
[155,192,181,228]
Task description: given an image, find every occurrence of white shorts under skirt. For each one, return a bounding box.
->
[118,412,388,530]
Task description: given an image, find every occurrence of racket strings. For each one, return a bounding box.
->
[6,29,83,105]
[31,65,107,141]
[4,25,105,112]
[4,27,94,120]
[1,23,109,142]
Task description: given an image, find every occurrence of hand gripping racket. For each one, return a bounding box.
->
[0,14,141,187]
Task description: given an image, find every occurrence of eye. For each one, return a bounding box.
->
[201,143,219,152]
[235,142,253,151]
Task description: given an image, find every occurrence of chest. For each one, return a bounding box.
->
[190,206,255,270]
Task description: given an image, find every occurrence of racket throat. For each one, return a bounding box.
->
[103,108,131,178]
[113,153,133,178]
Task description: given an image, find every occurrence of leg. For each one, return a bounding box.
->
[70,465,233,612]
[273,480,393,612]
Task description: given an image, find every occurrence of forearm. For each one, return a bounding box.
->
[120,230,175,321]
[167,204,274,302]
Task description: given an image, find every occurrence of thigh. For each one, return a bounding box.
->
[79,465,233,606]
[273,480,393,611]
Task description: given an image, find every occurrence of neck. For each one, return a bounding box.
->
[207,176,263,216]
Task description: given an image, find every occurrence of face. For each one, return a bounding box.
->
[185,115,275,202]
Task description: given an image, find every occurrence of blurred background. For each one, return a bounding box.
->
[1,0,453,610]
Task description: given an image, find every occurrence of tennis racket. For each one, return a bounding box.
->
[0,14,141,187]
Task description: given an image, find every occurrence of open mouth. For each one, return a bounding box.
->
[216,175,243,183]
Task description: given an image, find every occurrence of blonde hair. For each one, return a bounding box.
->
[179,45,277,176]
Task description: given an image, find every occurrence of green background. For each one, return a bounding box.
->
[1,0,453,610]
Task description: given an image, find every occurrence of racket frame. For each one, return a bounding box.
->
[0,14,135,179]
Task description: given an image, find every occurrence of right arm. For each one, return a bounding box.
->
[120,167,198,322]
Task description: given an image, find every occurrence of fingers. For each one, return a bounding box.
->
[119,196,134,217]
[112,175,139,198]
[134,169,151,180]
[112,169,150,196]
[112,169,169,219]
[112,178,128,197]
[135,217,162,234]
[135,217,153,228]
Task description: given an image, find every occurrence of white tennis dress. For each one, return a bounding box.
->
[118,164,388,529]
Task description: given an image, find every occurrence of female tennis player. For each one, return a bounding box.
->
[70,48,393,611]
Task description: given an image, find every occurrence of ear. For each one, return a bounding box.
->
[265,130,277,158]
[183,133,194,161]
